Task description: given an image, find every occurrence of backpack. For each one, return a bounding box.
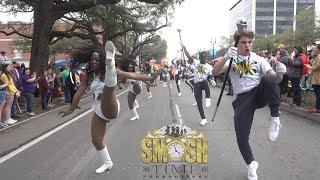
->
[300,53,309,75]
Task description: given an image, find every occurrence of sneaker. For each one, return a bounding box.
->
[268,117,281,141]
[247,161,258,180]
[200,119,207,126]
[205,98,211,107]
[28,112,36,116]
[192,102,197,106]
[4,119,17,125]
[104,41,117,87]
[95,161,113,174]
[0,122,8,128]
[178,93,181,96]
[47,103,54,108]
[148,94,152,99]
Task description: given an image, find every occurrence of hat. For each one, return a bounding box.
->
[92,52,100,58]
[277,44,285,49]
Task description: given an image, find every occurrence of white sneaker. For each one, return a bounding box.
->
[192,102,197,106]
[4,119,17,125]
[163,82,167,88]
[104,41,117,87]
[148,95,152,99]
[178,93,181,96]
[200,119,207,126]
[268,117,281,141]
[247,161,258,180]
[95,161,113,174]
[0,122,8,127]
[205,98,211,107]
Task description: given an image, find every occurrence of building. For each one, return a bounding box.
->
[229,0,317,38]
[0,22,84,67]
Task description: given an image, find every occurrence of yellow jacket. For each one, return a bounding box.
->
[311,56,320,85]
[0,73,18,95]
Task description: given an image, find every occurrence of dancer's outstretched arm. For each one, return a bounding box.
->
[59,75,88,117]
[117,69,159,82]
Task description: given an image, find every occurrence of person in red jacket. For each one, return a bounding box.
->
[38,69,49,110]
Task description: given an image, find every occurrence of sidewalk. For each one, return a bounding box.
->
[215,84,320,123]
[0,94,93,157]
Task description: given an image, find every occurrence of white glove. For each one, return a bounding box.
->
[275,62,286,73]
[224,47,238,60]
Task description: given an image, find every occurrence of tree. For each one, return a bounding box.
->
[0,0,171,72]
[138,35,167,61]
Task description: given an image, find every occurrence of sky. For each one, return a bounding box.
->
[1,0,319,60]
[160,0,235,60]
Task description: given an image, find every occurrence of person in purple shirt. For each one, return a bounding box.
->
[21,68,37,116]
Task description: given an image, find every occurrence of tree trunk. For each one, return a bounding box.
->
[30,0,55,73]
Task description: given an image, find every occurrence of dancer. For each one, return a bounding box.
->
[171,59,183,96]
[161,58,170,88]
[182,46,213,126]
[212,27,285,180]
[119,57,142,120]
[59,41,158,174]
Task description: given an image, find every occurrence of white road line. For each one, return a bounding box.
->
[0,90,128,164]
[175,104,183,125]
[0,95,93,132]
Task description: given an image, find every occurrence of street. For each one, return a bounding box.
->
[0,82,319,180]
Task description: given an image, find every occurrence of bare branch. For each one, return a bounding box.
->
[0,25,32,39]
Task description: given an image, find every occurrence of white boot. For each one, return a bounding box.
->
[205,98,211,107]
[147,92,152,99]
[96,146,113,174]
[134,100,139,109]
[104,41,117,87]
[130,108,139,120]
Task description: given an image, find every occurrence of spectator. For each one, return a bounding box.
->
[21,68,37,116]
[61,66,71,104]
[0,64,8,127]
[10,61,22,119]
[0,51,9,63]
[65,67,80,103]
[0,62,20,125]
[306,45,320,113]
[288,47,303,107]
[38,69,49,110]
[278,49,291,101]
[46,66,55,108]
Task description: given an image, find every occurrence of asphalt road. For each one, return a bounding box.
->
[0,81,319,180]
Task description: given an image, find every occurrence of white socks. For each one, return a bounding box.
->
[205,98,211,107]
[96,146,113,174]
[134,100,139,109]
[104,41,117,87]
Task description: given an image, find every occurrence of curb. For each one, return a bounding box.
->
[214,83,320,123]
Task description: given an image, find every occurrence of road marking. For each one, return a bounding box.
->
[0,90,128,164]
[0,95,93,132]
[175,104,183,125]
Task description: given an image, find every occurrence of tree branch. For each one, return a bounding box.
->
[0,25,33,39]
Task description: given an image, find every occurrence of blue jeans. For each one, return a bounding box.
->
[23,92,34,113]
[64,87,71,103]
[40,91,48,110]
[11,94,18,117]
